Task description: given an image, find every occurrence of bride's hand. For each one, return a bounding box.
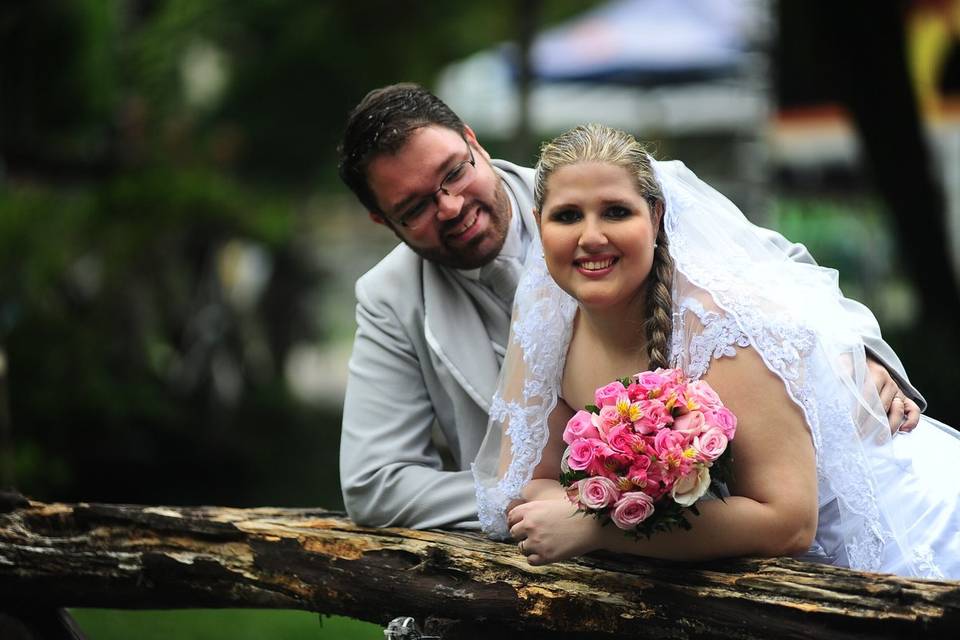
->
[866,357,920,434]
[508,499,600,565]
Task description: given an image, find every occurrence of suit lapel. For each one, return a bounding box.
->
[423,262,500,413]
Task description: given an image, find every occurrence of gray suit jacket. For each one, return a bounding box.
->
[339,159,922,530]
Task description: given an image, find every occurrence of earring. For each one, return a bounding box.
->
[653,242,659,249]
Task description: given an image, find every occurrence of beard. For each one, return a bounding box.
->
[406,177,512,271]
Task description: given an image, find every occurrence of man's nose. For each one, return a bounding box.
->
[435,191,464,221]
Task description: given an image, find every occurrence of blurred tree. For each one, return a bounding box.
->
[778,0,960,421]
[0,0,598,505]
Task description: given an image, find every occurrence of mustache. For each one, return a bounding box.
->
[441,200,482,232]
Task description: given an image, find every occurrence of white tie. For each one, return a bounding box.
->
[482,255,522,309]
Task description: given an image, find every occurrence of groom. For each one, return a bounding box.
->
[337,83,923,530]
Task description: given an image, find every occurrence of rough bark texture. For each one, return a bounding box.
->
[1,494,959,639]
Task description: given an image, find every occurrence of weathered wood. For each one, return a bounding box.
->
[1,495,958,639]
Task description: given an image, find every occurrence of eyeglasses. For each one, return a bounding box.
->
[392,143,477,229]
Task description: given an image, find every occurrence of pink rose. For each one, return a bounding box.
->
[673,410,706,438]
[611,491,655,529]
[632,399,671,434]
[654,429,686,458]
[566,439,597,471]
[563,410,601,444]
[625,382,645,402]
[606,424,639,454]
[708,407,738,440]
[596,404,622,435]
[694,427,728,461]
[594,381,627,408]
[578,476,621,510]
[687,380,722,411]
[634,370,670,397]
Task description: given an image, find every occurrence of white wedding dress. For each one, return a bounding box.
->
[473,159,960,580]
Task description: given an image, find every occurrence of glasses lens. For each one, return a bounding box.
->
[442,159,475,196]
[403,200,436,229]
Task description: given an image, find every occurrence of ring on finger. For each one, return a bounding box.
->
[518,540,526,555]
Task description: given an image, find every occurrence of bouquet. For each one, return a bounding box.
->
[560,368,737,537]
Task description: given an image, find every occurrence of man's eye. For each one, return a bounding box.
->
[446,164,466,183]
[403,200,429,222]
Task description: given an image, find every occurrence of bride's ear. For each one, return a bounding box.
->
[652,199,665,232]
[533,208,541,230]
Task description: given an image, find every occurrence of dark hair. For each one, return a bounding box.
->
[337,83,467,213]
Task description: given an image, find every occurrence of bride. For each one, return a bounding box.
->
[473,124,960,579]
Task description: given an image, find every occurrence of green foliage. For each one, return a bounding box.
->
[70,609,383,640]
[0,0,609,507]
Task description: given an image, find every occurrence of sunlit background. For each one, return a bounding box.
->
[2,0,959,637]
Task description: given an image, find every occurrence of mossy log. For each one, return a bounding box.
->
[1,493,958,639]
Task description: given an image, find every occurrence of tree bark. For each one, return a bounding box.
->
[1,495,958,639]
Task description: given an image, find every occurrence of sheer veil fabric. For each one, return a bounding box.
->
[472,159,958,578]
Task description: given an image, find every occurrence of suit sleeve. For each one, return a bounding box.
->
[759,227,926,410]
[339,277,480,529]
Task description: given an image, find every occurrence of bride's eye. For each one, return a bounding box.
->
[549,208,581,223]
[604,205,632,220]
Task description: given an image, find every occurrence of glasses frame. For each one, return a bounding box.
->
[393,142,477,229]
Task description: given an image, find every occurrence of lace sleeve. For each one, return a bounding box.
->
[472,251,576,539]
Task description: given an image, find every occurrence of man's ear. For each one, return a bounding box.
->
[464,125,490,160]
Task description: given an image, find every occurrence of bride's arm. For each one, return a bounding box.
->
[515,400,576,504]
[508,346,818,565]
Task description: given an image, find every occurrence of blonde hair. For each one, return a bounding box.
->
[534,124,674,369]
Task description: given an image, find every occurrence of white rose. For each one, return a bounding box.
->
[671,465,711,507]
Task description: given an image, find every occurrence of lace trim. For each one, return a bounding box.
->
[659,165,887,572]
[474,252,575,538]
[676,297,751,380]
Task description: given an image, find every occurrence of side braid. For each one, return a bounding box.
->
[643,216,674,369]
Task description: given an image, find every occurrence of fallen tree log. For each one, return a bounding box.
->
[1,494,958,639]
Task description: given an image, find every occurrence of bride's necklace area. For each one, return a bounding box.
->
[563,310,649,408]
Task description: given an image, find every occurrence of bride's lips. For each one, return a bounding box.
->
[574,254,619,277]
[445,204,485,244]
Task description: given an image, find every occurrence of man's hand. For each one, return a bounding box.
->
[867,357,920,435]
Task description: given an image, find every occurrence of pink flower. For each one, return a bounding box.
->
[708,407,738,440]
[606,424,639,454]
[611,491,655,529]
[654,429,687,458]
[625,382,645,402]
[694,427,728,461]
[596,405,622,435]
[566,439,597,471]
[673,410,706,438]
[594,381,627,408]
[631,399,670,434]
[578,476,621,510]
[563,410,601,445]
[687,380,722,411]
[626,456,652,487]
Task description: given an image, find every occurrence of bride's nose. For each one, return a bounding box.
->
[578,218,608,249]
